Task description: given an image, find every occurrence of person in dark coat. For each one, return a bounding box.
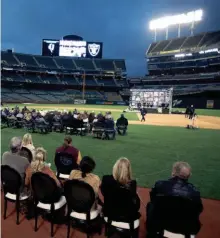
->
[116,114,128,135]
[140,107,147,122]
[146,162,203,237]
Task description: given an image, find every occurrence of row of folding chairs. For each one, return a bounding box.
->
[1,165,139,238]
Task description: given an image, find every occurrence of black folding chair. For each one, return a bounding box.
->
[103,187,140,238]
[20,147,33,163]
[146,196,202,238]
[7,117,17,127]
[54,152,79,180]
[24,120,35,133]
[52,121,63,132]
[1,115,8,128]
[64,180,102,238]
[104,129,116,140]
[35,121,49,134]
[1,165,30,225]
[31,172,66,237]
[66,119,85,136]
[15,117,24,128]
[117,125,127,135]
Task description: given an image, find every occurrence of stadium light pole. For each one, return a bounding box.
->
[154,28,157,42]
[166,27,169,40]
[178,24,181,38]
[191,20,195,36]
[82,69,86,101]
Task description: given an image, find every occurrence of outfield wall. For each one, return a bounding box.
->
[86,99,127,105]
[173,91,220,109]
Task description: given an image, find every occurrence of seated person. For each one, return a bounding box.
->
[146,162,203,237]
[53,113,61,122]
[25,147,61,199]
[16,111,24,119]
[105,115,114,129]
[22,133,35,159]
[69,156,101,209]
[52,113,63,131]
[56,136,82,165]
[2,137,30,192]
[88,112,95,133]
[101,158,140,223]
[116,114,128,135]
[104,115,115,139]
[35,114,49,125]
[1,109,8,124]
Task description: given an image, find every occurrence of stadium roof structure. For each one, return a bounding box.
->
[146,30,220,57]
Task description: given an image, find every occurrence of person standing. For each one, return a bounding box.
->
[189,105,195,119]
[140,107,146,122]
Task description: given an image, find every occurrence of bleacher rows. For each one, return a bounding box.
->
[1,73,128,87]
[129,72,220,83]
[1,51,126,72]
[132,83,220,95]
[1,88,123,103]
[147,30,220,54]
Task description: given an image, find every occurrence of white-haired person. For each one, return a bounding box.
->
[22,133,36,159]
[2,137,30,186]
[101,158,140,225]
[146,162,203,237]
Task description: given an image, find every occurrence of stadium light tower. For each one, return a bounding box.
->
[149,9,203,41]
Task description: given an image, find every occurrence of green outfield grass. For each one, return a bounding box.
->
[1,125,220,200]
[2,103,220,199]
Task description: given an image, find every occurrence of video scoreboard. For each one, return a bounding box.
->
[42,39,103,58]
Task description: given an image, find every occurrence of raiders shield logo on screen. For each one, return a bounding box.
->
[88,43,100,57]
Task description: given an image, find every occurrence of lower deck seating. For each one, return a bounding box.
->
[105,92,123,101]
[1,88,125,103]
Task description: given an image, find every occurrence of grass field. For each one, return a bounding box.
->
[2,103,220,200]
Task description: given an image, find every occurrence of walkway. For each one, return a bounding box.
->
[2,188,220,238]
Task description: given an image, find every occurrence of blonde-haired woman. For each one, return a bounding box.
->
[101,158,140,226]
[22,133,35,159]
[25,147,61,189]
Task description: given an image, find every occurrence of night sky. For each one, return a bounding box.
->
[2,0,220,76]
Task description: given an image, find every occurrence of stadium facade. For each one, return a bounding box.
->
[1,30,220,109]
[129,30,220,109]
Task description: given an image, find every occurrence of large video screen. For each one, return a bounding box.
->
[130,89,171,109]
[59,40,87,57]
[42,39,60,56]
[42,39,103,58]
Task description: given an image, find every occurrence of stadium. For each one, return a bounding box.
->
[1,9,220,238]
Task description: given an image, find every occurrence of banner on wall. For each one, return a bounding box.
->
[74,99,86,104]
[206,100,214,109]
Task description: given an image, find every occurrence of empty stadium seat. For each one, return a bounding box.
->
[94,59,115,71]
[15,53,39,67]
[1,51,19,65]
[54,57,76,70]
[74,59,95,70]
[165,38,186,51]
[34,56,58,69]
